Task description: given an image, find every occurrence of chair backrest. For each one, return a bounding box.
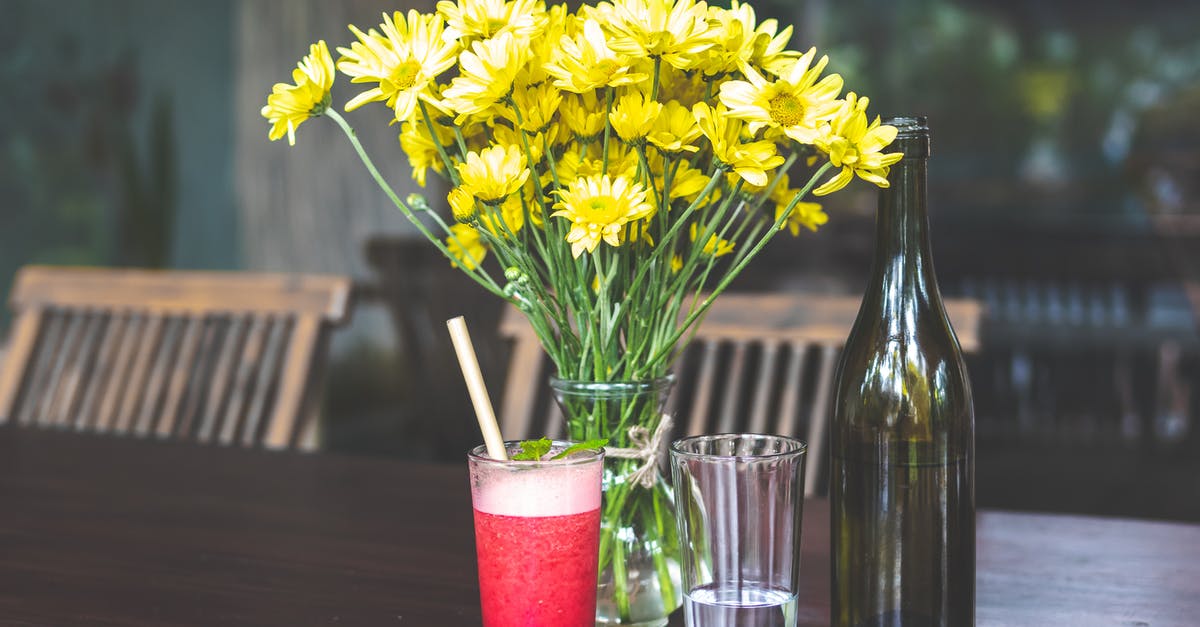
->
[0,266,352,451]
[498,292,983,496]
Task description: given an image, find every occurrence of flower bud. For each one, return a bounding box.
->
[448,187,478,224]
[406,193,432,212]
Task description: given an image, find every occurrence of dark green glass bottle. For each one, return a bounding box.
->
[830,117,975,627]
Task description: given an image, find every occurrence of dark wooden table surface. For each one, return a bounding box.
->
[2,427,1198,626]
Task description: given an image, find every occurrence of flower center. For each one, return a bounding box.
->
[768,94,805,127]
[584,197,622,223]
[389,61,422,90]
[486,18,508,34]
[596,58,621,79]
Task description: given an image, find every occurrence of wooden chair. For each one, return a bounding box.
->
[0,266,352,451]
[363,235,507,402]
[498,292,983,496]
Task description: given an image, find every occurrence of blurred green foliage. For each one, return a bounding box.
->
[753,0,1200,224]
[0,6,177,331]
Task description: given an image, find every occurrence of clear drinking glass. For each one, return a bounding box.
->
[468,441,604,627]
[669,434,808,627]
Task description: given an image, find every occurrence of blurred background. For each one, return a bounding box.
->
[2,0,1198,520]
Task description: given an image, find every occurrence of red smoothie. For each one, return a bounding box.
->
[473,507,601,626]
[468,442,604,627]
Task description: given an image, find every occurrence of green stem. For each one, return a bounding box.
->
[418,101,461,186]
[651,56,662,102]
[639,161,834,374]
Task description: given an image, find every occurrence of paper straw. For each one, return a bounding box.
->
[446,316,507,460]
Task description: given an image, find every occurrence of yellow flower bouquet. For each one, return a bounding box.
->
[262,0,900,622]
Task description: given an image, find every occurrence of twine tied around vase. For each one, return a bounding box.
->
[603,414,673,489]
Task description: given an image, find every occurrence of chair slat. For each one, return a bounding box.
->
[199,316,249,444]
[241,317,290,448]
[264,315,319,450]
[774,346,808,440]
[687,340,720,435]
[134,317,184,437]
[114,315,166,434]
[747,340,780,434]
[43,309,91,427]
[15,310,64,427]
[176,318,223,439]
[50,311,105,428]
[32,311,79,427]
[219,316,270,446]
[543,397,564,440]
[804,344,838,497]
[156,317,205,439]
[73,311,123,431]
[95,313,144,433]
[0,310,46,423]
[499,327,550,441]
[12,266,350,319]
[716,341,748,433]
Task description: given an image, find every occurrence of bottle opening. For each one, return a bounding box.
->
[885,116,928,137]
[883,116,930,157]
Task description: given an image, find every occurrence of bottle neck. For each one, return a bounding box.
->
[868,153,941,315]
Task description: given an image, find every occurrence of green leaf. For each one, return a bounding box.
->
[512,437,552,461]
[552,438,609,460]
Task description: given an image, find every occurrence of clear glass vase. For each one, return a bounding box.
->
[550,377,683,627]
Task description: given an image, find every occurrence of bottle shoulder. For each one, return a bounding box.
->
[832,304,974,455]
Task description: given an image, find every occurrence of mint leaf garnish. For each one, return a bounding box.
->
[510,438,607,461]
[512,437,552,461]
[552,438,608,460]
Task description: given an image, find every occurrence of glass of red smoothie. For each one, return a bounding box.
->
[468,441,604,626]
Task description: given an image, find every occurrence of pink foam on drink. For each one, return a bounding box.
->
[472,461,601,517]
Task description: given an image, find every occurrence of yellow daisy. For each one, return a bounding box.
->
[700,2,799,77]
[442,32,528,122]
[658,64,708,107]
[700,5,750,77]
[647,100,701,154]
[596,142,642,177]
[560,91,608,139]
[776,200,827,234]
[445,223,488,270]
[261,40,335,146]
[336,11,459,123]
[491,124,547,165]
[457,144,531,203]
[398,117,453,187]
[544,18,648,93]
[516,3,571,88]
[479,193,527,237]
[501,82,563,133]
[732,1,798,77]
[546,147,600,183]
[717,47,843,144]
[548,145,636,187]
[689,223,735,257]
[551,174,655,257]
[609,91,663,144]
[660,158,710,201]
[437,0,547,46]
[813,93,903,196]
[593,0,715,70]
[692,102,784,187]
[770,175,827,234]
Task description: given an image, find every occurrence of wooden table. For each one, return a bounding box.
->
[1,427,1198,626]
